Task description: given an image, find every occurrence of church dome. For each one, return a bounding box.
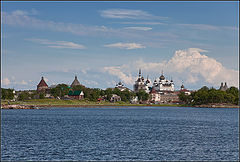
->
[159,74,165,80]
[146,79,150,84]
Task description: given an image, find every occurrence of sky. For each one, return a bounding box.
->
[1,1,239,91]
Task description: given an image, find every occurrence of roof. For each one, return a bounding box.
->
[159,74,165,80]
[150,88,157,94]
[71,76,81,87]
[68,90,84,96]
[180,89,190,92]
[37,77,48,87]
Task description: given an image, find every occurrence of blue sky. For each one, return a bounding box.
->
[1,1,239,90]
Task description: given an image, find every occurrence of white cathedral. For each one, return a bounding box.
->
[133,69,174,93]
[133,69,151,93]
[152,71,174,92]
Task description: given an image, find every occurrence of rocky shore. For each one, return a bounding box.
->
[194,103,240,108]
[1,104,39,109]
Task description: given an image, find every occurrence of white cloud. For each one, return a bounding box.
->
[20,80,28,85]
[177,23,238,31]
[2,10,113,36]
[103,66,135,85]
[2,78,11,86]
[26,38,86,49]
[104,42,146,50]
[11,9,38,16]
[103,48,239,88]
[100,9,167,20]
[119,21,165,25]
[124,26,152,31]
[83,80,99,86]
[44,77,49,82]
[12,10,29,16]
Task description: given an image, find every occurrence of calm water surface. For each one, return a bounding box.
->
[1,106,239,161]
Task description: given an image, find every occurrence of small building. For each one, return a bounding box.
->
[37,77,48,92]
[150,88,161,102]
[219,82,228,91]
[160,92,179,103]
[130,96,139,104]
[110,94,121,102]
[180,84,191,95]
[98,95,107,102]
[68,90,84,100]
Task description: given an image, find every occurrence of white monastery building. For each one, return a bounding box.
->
[152,71,174,92]
[133,69,151,93]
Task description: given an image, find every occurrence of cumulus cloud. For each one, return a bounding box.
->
[165,48,238,87]
[2,78,11,86]
[100,9,167,20]
[103,66,135,85]
[124,26,152,31]
[103,48,239,88]
[26,38,86,49]
[104,42,146,50]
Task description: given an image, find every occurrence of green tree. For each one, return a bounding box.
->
[18,91,30,101]
[178,92,192,104]
[190,86,239,105]
[72,85,85,91]
[226,87,239,105]
[199,86,209,91]
[50,84,70,97]
[105,88,113,101]
[39,93,45,99]
[1,88,14,100]
[136,90,149,102]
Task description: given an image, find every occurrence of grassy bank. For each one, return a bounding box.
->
[1,99,180,107]
[2,99,238,108]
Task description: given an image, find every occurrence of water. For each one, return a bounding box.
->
[1,106,239,161]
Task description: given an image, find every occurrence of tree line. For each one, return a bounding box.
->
[178,86,239,105]
[50,84,149,102]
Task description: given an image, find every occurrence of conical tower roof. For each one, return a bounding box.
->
[71,75,81,87]
[37,77,48,87]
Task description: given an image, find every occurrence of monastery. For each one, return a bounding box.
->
[37,69,232,104]
[133,69,191,103]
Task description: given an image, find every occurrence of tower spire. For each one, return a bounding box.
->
[139,69,141,77]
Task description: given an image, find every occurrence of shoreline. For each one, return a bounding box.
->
[1,103,239,109]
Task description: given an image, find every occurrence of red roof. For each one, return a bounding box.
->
[37,77,48,87]
[150,89,157,94]
[180,89,189,92]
